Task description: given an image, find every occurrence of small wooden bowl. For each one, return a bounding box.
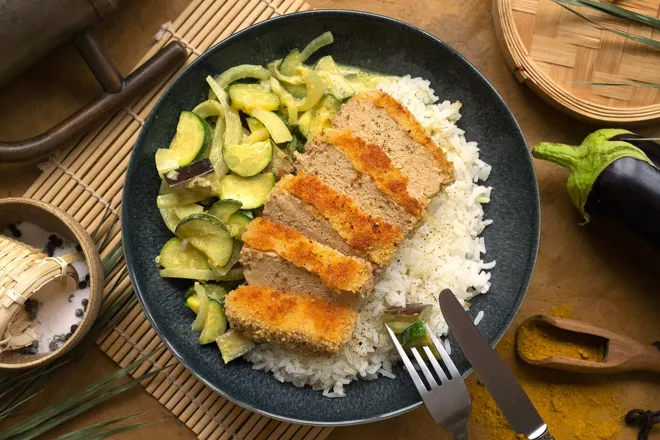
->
[0,197,103,369]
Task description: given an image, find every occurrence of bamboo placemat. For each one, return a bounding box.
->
[22,1,334,439]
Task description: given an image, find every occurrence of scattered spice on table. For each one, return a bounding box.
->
[468,305,622,440]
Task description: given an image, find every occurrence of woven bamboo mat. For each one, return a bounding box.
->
[22,1,334,439]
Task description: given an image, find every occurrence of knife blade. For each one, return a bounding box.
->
[439,289,553,440]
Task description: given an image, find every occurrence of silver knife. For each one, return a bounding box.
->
[439,289,554,440]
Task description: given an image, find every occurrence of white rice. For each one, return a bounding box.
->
[244,75,494,396]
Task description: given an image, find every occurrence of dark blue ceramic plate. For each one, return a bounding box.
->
[123,10,539,426]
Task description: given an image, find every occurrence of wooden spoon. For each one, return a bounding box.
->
[517,315,660,374]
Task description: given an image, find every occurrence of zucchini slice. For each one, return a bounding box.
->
[245,127,270,144]
[248,109,292,144]
[226,212,251,239]
[246,117,265,132]
[309,95,341,136]
[200,298,228,344]
[315,56,355,100]
[155,149,181,179]
[175,214,234,269]
[219,173,275,210]
[205,284,228,304]
[191,284,209,331]
[160,267,244,281]
[216,329,256,363]
[228,84,280,112]
[296,109,313,139]
[223,140,273,177]
[215,64,270,89]
[208,199,242,223]
[295,68,324,112]
[279,49,303,76]
[300,32,334,62]
[193,100,223,119]
[169,111,212,166]
[160,203,204,233]
[158,237,210,270]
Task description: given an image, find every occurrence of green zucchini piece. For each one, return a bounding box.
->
[226,212,251,239]
[309,95,341,136]
[299,32,334,62]
[280,49,303,76]
[228,84,280,112]
[245,127,270,144]
[223,140,273,177]
[246,117,265,133]
[185,295,200,314]
[175,214,234,269]
[200,298,228,344]
[296,109,313,139]
[215,64,270,89]
[208,199,242,223]
[191,284,209,331]
[160,267,244,281]
[216,329,256,363]
[155,149,180,179]
[168,111,212,166]
[383,305,433,334]
[248,109,292,143]
[264,144,294,178]
[295,69,324,111]
[157,237,210,270]
[401,320,440,359]
[160,203,204,233]
[204,284,228,304]
[285,133,305,155]
[269,78,298,125]
[193,100,223,119]
[315,56,355,100]
[156,189,209,208]
[219,173,275,210]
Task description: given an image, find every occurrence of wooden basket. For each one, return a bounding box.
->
[493,0,660,124]
[0,198,104,369]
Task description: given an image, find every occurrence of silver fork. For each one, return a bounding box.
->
[386,323,472,440]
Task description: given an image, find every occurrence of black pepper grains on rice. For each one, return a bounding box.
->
[7,224,21,238]
[78,280,87,289]
[65,332,73,340]
[85,274,90,282]
[49,341,58,351]
[75,309,84,318]
[82,298,88,309]
[70,324,78,333]
[31,340,39,349]
[68,295,74,303]
[19,346,37,355]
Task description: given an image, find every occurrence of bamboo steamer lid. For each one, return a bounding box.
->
[493,0,660,124]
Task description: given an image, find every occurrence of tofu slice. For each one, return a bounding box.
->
[225,285,358,354]
[278,174,404,267]
[334,90,455,201]
[296,132,419,234]
[241,218,373,297]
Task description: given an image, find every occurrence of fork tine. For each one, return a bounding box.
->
[385,325,428,392]
[410,347,438,388]
[422,346,449,383]
[426,324,461,379]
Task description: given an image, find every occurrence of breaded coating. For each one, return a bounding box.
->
[321,129,424,217]
[241,218,373,295]
[224,285,358,354]
[280,174,404,266]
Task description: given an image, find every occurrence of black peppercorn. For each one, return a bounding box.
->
[70,324,78,333]
[78,280,87,289]
[49,341,58,351]
[75,309,84,318]
[82,298,89,308]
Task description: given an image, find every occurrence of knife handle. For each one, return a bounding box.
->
[536,430,555,440]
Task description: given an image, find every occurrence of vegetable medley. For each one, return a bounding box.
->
[153,32,366,362]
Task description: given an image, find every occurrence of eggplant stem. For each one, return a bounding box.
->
[532,142,581,169]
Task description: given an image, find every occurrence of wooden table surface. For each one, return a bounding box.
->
[1,1,659,439]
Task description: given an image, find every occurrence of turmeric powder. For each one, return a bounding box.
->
[516,319,606,362]
[467,305,622,440]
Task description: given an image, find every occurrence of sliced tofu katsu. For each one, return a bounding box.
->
[296,129,421,234]
[225,285,358,354]
[241,218,374,300]
[265,174,404,267]
[334,90,455,201]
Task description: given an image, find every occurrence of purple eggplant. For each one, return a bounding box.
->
[164,158,213,187]
[533,129,660,250]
